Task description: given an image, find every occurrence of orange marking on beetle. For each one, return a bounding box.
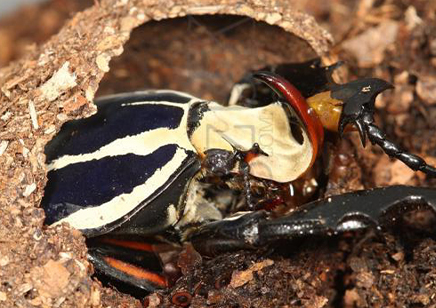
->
[306,91,343,132]
[253,72,324,167]
[244,152,258,163]
[104,256,168,288]
[99,238,155,252]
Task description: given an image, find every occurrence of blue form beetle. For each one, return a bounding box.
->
[42,60,436,292]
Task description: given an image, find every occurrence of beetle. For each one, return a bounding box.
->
[41,59,436,295]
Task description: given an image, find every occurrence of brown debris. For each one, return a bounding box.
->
[342,20,399,67]
[30,259,71,299]
[373,156,416,186]
[145,293,162,307]
[343,289,364,307]
[229,259,274,288]
[305,295,329,308]
[417,74,436,105]
[325,138,364,197]
[177,244,202,276]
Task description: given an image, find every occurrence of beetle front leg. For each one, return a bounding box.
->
[235,142,269,210]
[259,185,436,244]
[331,77,436,177]
[342,108,436,176]
[188,211,266,256]
[189,186,436,256]
[364,118,436,176]
[203,143,268,210]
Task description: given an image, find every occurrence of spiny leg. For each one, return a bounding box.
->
[364,115,436,176]
[234,143,268,210]
[258,185,436,244]
[188,186,436,256]
[203,143,268,210]
[341,102,436,177]
[329,77,436,177]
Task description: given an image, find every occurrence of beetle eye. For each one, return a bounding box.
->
[171,291,192,307]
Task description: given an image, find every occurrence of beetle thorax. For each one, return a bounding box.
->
[189,102,313,183]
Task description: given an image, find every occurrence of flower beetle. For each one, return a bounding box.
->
[42,85,316,291]
[42,60,436,294]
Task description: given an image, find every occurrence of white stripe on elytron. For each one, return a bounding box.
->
[97,89,198,102]
[122,97,203,108]
[53,147,190,230]
[48,100,195,171]
[47,125,195,171]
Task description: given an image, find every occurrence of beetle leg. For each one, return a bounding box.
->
[342,108,436,176]
[203,143,268,210]
[189,186,436,256]
[234,142,269,210]
[188,211,267,256]
[364,116,436,176]
[330,78,393,147]
[258,185,436,243]
[238,160,253,209]
[332,77,436,176]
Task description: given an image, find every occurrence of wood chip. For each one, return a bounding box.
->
[96,54,111,72]
[40,62,77,102]
[23,183,36,197]
[0,256,9,266]
[32,260,71,298]
[28,100,39,130]
[265,13,282,24]
[417,74,436,105]
[0,140,8,155]
[405,6,422,30]
[230,259,274,288]
[342,20,399,67]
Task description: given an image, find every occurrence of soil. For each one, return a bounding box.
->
[1,0,436,307]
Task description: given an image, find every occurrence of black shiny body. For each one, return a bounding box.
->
[190,186,436,256]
